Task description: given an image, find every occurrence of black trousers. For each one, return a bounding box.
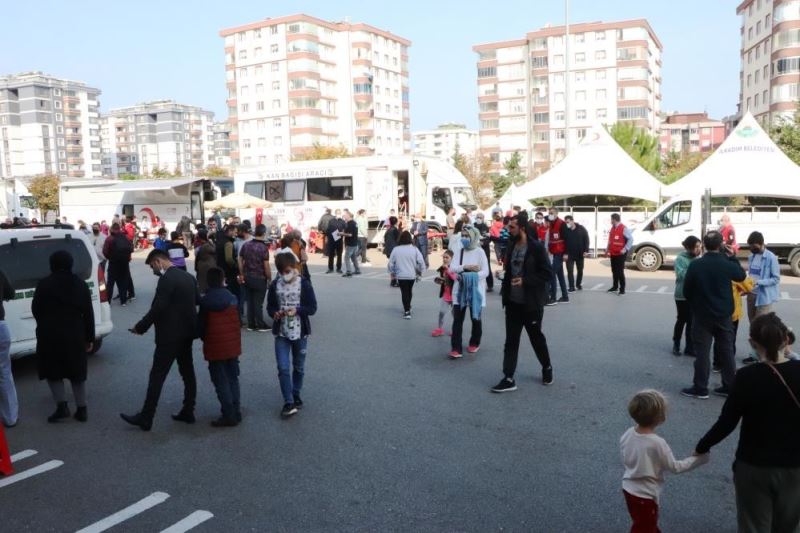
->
[244,276,268,329]
[692,315,736,392]
[327,238,343,271]
[141,339,196,420]
[673,300,693,349]
[107,262,130,305]
[566,256,584,289]
[398,279,414,312]
[482,244,494,290]
[610,254,626,290]
[713,320,740,366]
[503,303,551,378]
[451,304,482,352]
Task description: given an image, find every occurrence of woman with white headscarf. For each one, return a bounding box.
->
[448,225,489,359]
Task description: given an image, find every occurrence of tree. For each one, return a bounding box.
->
[492,173,512,200]
[503,151,526,185]
[452,142,467,173]
[151,167,172,179]
[202,165,230,178]
[608,122,662,176]
[118,173,140,181]
[459,151,494,208]
[173,166,183,177]
[770,110,800,166]
[28,174,60,220]
[292,142,351,161]
[660,150,709,184]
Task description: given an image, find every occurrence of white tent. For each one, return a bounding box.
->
[205,191,272,209]
[510,124,663,204]
[664,112,800,198]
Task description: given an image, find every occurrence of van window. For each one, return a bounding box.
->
[0,238,93,291]
[307,177,353,201]
[655,201,692,229]
[432,187,453,212]
[265,180,305,202]
[244,181,264,199]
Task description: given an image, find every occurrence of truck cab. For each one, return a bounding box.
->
[630,196,699,271]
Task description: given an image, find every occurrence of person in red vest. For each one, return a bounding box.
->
[198,267,242,427]
[606,213,634,295]
[533,211,549,243]
[719,214,739,254]
[546,207,569,305]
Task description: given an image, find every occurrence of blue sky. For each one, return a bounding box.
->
[1,0,740,130]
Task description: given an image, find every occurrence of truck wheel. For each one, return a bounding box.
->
[90,338,103,355]
[791,252,800,278]
[635,246,662,272]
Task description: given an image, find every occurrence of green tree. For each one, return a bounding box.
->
[458,151,494,208]
[503,151,526,185]
[292,142,351,161]
[151,167,172,179]
[660,150,710,184]
[770,109,800,166]
[118,173,140,181]
[28,174,60,220]
[202,165,230,177]
[492,173,512,200]
[173,166,183,177]
[452,142,467,173]
[608,122,662,176]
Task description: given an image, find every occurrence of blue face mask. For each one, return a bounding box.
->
[461,237,471,248]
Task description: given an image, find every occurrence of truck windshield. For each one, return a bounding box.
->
[653,201,692,229]
[454,187,477,208]
[432,187,453,213]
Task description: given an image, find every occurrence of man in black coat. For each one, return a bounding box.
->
[325,209,345,273]
[563,215,590,292]
[491,215,554,393]
[121,249,200,431]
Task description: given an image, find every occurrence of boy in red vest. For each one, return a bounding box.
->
[199,267,242,427]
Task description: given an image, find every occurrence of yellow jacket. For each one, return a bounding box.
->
[732,277,756,322]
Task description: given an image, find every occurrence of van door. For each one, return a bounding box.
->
[641,200,696,262]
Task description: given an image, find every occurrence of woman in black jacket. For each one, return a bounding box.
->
[32,251,95,423]
[383,216,400,287]
[695,313,800,532]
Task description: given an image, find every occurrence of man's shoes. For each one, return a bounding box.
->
[281,403,298,418]
[403,311,411,320]
[684,349,695,357]
[325,270,333,274]
[486,287,494,293]
[342,272,353,278]
[353,271,362,275]
[681,387,710,400]
[120,412,152,431]
[431,328,445,337]
[47,402,70,423]
[336,269,343,274]
[74,406,88,423]
[247,327,255,331]
[568,288,576,293]
[545,299,557,307]
[619,290,626,295]
[713,386,730,398]
[211,417,238,427]
[542,366,554,385]
[577,285,582,290]
[557,296,570,303]
[257,327,270,332]
[491,377,517,393]
[448,351,463,359]
[742,356,758,365]
[467,345,480,354]
[171,410,196,424]
[672,342,681,356]
[293,395,303,409]
[607,287,618,293]
[712,365,721,373]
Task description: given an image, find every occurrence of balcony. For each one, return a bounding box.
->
[64,120,81,128]
[66,145,83,153]
[63,95,80,104]
[67,157,84,165]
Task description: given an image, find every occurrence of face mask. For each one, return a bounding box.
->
[535,219,543,225]
[282,270,297,283]
[93,229,100,235]
[461,237,471,248]
[548,215,555,221]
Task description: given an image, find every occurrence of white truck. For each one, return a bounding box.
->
[59,177,213,229]
[233,155,477,235]
[630,192,800,276]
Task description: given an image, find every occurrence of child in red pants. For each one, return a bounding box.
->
[620,390,709,532]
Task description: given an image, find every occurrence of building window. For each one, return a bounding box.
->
[255,47,263,58]
[242,139,251,149]
[575,72,585,83]
[255,83,264,94]
[596,108,607,119]
[764,65,769,79]
[239,67,248,78]
[256,101,265,111]
[596,69,607,80]
[271,62,279,72]
[56,125,63,133]
[595,50,606,60]
[577,128,587,139]
[272,81,280,90]
[596,89,607,99]
[53,88,61,96]
[271,44,279,54]
[755,93,761,107]
[241,86,249,96]
[756,47,761,59]
[55,113,62,121]
[757,21,762,35]
[273,136,282,146]
[747,74,752,87]
[575,90,586,101]
[556,129,566,140]
[747,97,752,109]
[776,57,800,75]
[576,109,587,120]
[748,27,753,40]
[477,66,497,78]
[575,33,585,43]
[748,51,752,64]
[270,25,278,35]
[59,163,66,171]
[595,31,606,41]
[536,131,549,142]
[756,70,761,83]
[54,101,62,109]
[241,103,249,112]
[763,89,769,103]
[272,99,281,109]
[239,50,247,60]
[531,56,548,69]
[533,112,549,124]
[618,106,648,120]
[273,118,282,127]
[575,52,586,63]
[554,111,565,121]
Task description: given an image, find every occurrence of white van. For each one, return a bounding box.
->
[0,226,114,358]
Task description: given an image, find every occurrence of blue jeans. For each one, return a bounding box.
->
[345,245,360,274]
[274,336,307,404]
[549,253,568,300]
[208,358,241,422]
[0,321,18,426]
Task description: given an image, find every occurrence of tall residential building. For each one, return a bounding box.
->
[473,19,662,176]
[213,122,232,171]
[100,100,215,177]
[0,72,102,179]
[659,112,727,157]
[219,14,411,167]
[413,123,478,164]
[737,0,800,126]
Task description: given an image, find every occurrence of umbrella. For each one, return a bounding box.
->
[205,191,272,209]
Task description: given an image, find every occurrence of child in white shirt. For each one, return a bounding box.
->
[620,390,709,532]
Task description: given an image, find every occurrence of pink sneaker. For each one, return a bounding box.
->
[431,328,445,337]
[467,345,480,354]
[448,351,463,359]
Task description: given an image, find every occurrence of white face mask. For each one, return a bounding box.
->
[548,214,556,221]
[282,270,297,283]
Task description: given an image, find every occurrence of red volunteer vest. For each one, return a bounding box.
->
[608,224,627,256]
[548,218,566,255]
[203,305,242,361]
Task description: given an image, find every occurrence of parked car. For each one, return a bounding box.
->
[0,225,114,358]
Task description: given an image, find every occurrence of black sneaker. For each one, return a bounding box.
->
[681,387,710,400]
[618,290,626,295]
[712,365,721,373]
[293,395,303,409]
[403,311,411,320]
[742,356,758,365]
[171,410,196,424]
[342,272,352,277]
[606,287,618,293]
[568,288,576,293]
[557,296,570,303]
[542,366,553,385]
[281,403,298,418]
[577,285,582,290]
[713,386,730,398]
[545,299,557,306]
[491,377,517,393]
[672,342,681,356]
[325,270,333,274]
[210,417,238,427]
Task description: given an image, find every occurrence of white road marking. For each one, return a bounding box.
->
[160,510,214,533]
[10,449,37,463]
[590,284,604,291]
[635,286,649,293]
[782,291,790,300]
[76,492,171,533]
[657,286,669,294]
[0,460,63,489]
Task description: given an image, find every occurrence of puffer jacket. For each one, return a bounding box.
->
[199,287,241,361]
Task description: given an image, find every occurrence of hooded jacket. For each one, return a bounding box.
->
[450,226,490,307]
[199,287,241,361]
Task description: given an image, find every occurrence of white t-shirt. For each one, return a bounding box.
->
[620,426,708,503]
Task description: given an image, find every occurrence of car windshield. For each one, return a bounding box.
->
[454,187,477,208]
[0,238,93,291]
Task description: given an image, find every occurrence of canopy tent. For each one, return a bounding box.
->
[509,125,663,204]
[664,112,800,198]
[205,191,272,209]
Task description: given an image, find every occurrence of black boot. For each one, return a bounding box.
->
[171,410,196,424]
[47,402,71,423]
[74,406,88,422]
[672,341,681,356]
[120,412,152,431]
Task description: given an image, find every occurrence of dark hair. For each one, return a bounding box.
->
[158,228,167,235]
[197,229,208,241]
[170,231,181,241]
[275,251,298,273]
[389,216,398,227]
[454,220,464,234]
[398,231,413,245]
[49,250,74,273]
[564,215,574,222]
[788,329,796,346]
[238,223,249,234]
[703,231,723,252]
[611,213,621,222]
[280,235,295,249]
[682,235,701,250]
[443,249,454,258]
[255,224,267,237]
[206,267,224,289]
[145,249,170,266]
[111,222,121,231]
[747,231,765,246]
[750,313,789,362]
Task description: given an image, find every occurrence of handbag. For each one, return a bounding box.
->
[765,362,800,410]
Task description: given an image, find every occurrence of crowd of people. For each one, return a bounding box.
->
[1,202,799,532]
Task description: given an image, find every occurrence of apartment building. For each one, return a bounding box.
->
[0,72,101,179]
[738,0,800,126]
[219,14,411,167]
[659,112,726,157]
[473,19,662,175]
[413,123,478,164]
[213,122,232,171]
[100,100,215,177]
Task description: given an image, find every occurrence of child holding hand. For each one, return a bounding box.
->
[431,250,456,337]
